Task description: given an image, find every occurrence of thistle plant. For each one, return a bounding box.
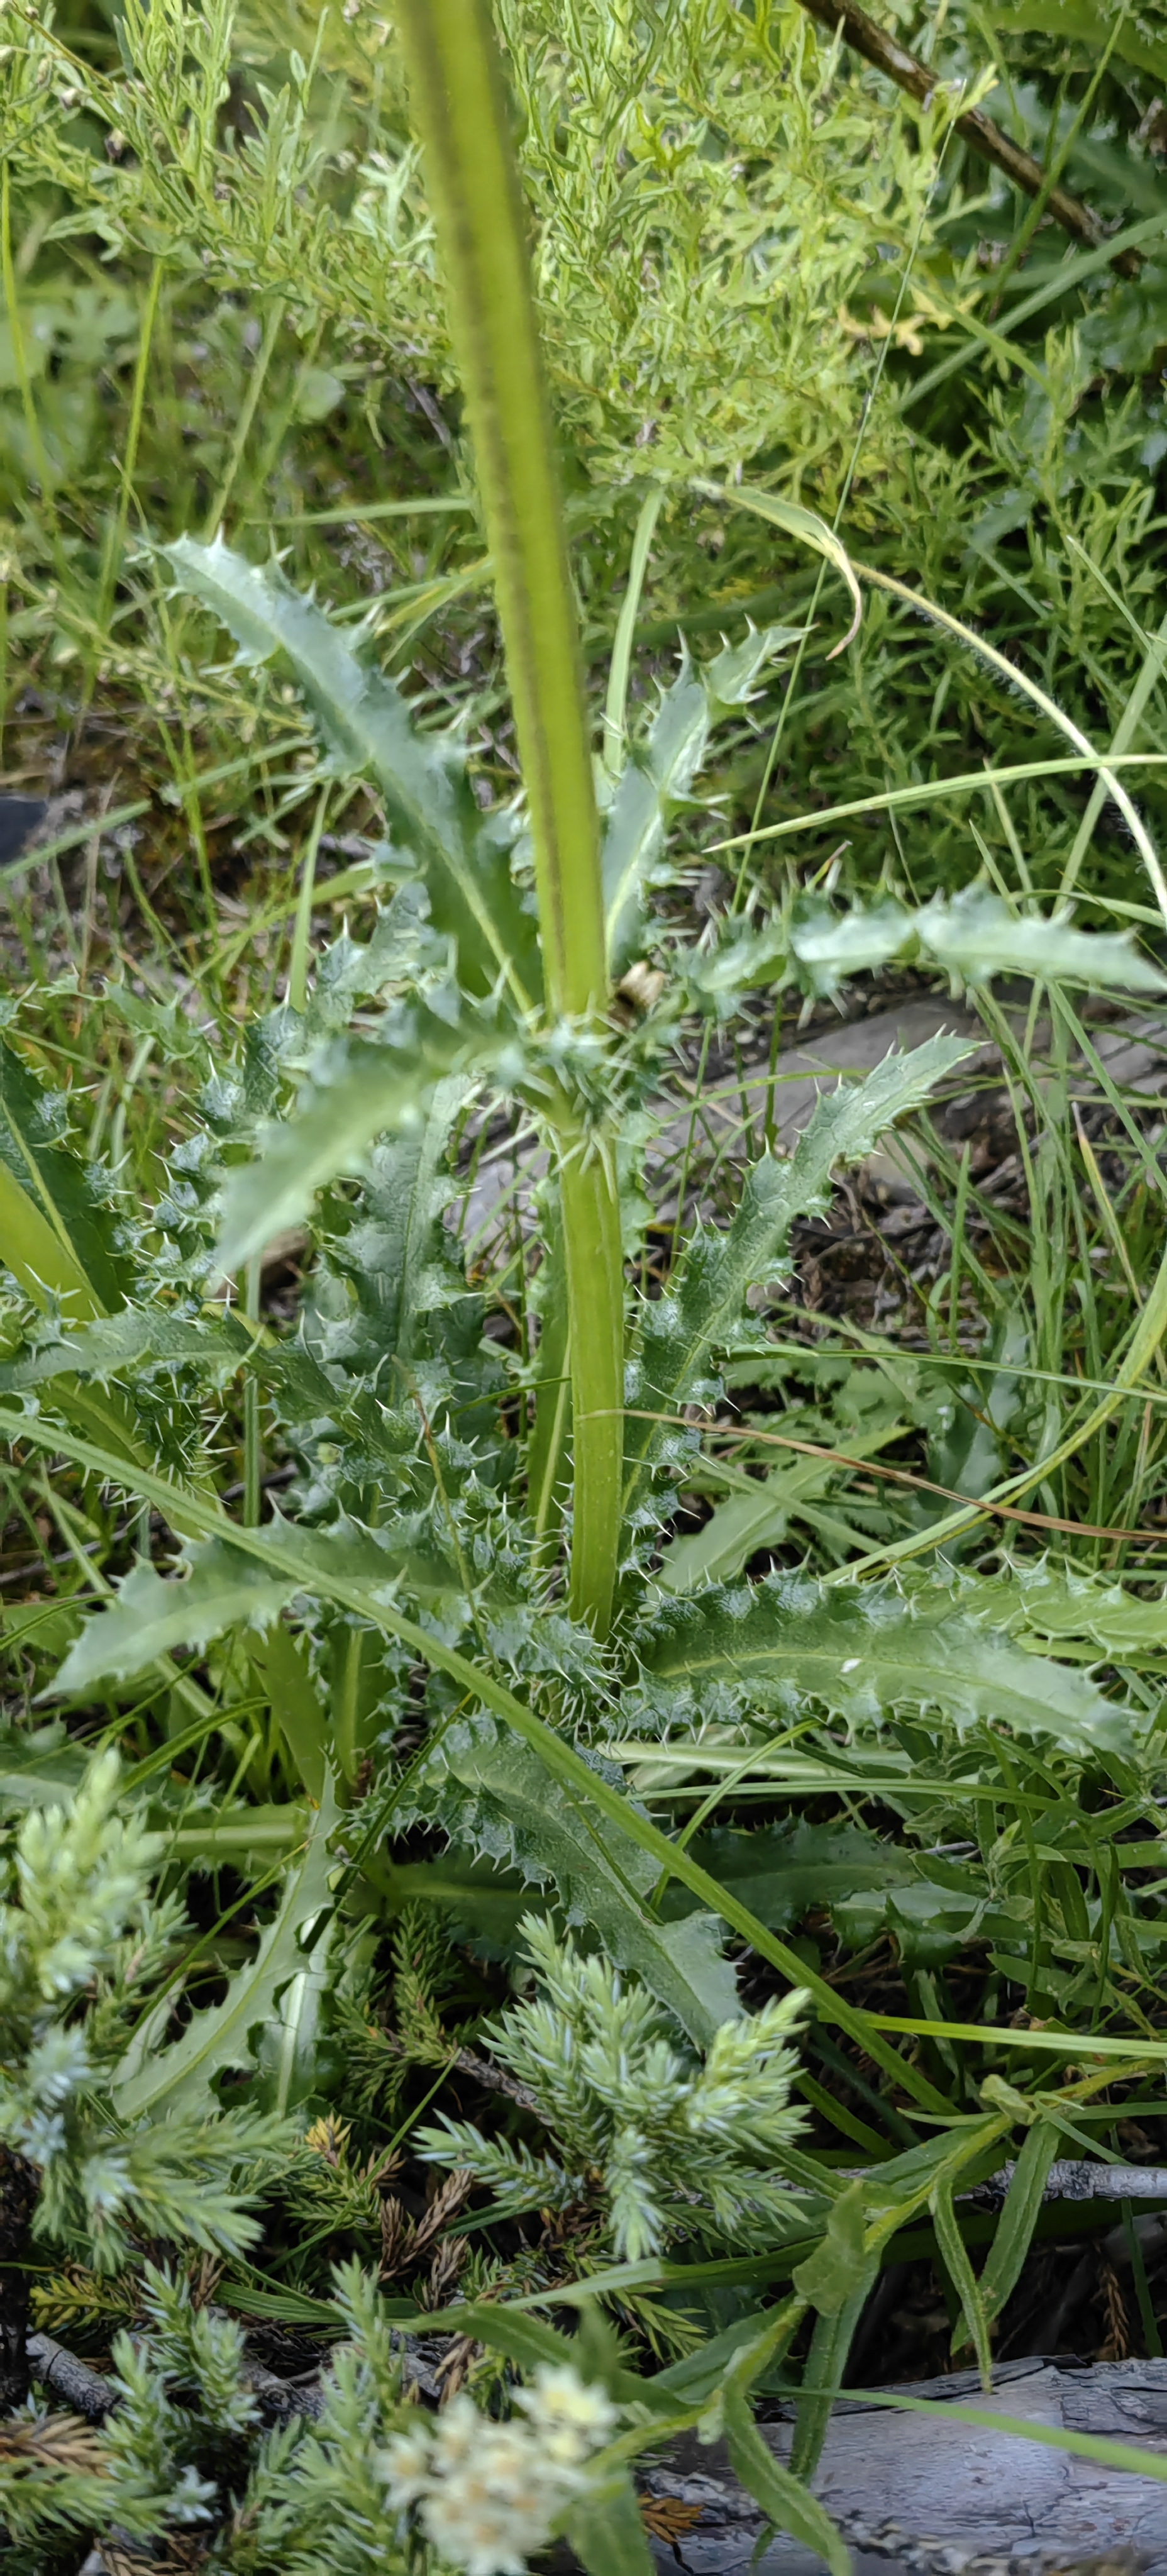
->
[3,0,1167,2558]
[419,1916,811,2261]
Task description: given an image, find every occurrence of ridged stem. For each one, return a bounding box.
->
[395,0,622,1633]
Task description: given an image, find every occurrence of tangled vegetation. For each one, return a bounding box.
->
[6,0,1167,2570]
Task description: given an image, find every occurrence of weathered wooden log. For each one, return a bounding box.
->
[28,2336,1167,2573]
[643,2361,1167,2576]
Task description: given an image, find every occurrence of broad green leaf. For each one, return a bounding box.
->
[658,1457,831,1593]
[986,0,1167,82]
[112,1780,337,2119]
[622,1036,971,1534]
[790,886,1167,997]
[790,2256,878,2481]
[164,536,541,1008]
[257,1622,328,1802]
[430,1721,739,2046]
[0,1722,87,1811]
[602,626,796,974]
[703,480,863,657]
[860,2118,1007,2223]
[663,1819,933,1935]
[253,1887,335,2116]
[792,2180,868,2318]
[54,1542,299,1695]
[216,1021,506,1272]
[561,2470,656,2576]
[723,2386,851,2576]
[931,2177,992,2386]
[0,1035,127,1316]
[637,1574,1139,1755]
[977,2118,1060,2331]
[658,1423,905,1593]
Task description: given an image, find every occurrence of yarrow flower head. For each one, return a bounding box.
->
[378,2365,620,2576]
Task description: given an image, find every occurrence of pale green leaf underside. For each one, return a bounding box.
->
[602,626,797,975]
[55,1516,462,1700]
[792,886,1167,996]
[216,1023,501,1273]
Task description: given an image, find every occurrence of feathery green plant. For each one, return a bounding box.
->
[419,1915,811,2260]
[0,1750,291,2279]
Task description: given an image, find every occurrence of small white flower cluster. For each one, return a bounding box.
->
[379,2363,619,2576]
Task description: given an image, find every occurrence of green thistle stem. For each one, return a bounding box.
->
[394,0,622,1633]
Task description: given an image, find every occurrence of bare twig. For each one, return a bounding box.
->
[26,2331,117,2422]
[798,0,1142,279]
[978,2160,1167,2207]
[453,2045,541,2113]
[797,2161,1167,2207]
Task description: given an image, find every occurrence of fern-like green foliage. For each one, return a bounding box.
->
[419,1915,810,2260]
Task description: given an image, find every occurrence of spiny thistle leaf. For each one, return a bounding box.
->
[621,1036,971,1533]
[791,886,1167,996]
[413,1719,739,2046]
[55,1511,467,1705]
[636,1574,1140,1755]
[602,625,799,975]
[312,1075,485,1401]
[163,535,542,1008]
[216,1016,514,1273]
[53,1543,299,1693]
